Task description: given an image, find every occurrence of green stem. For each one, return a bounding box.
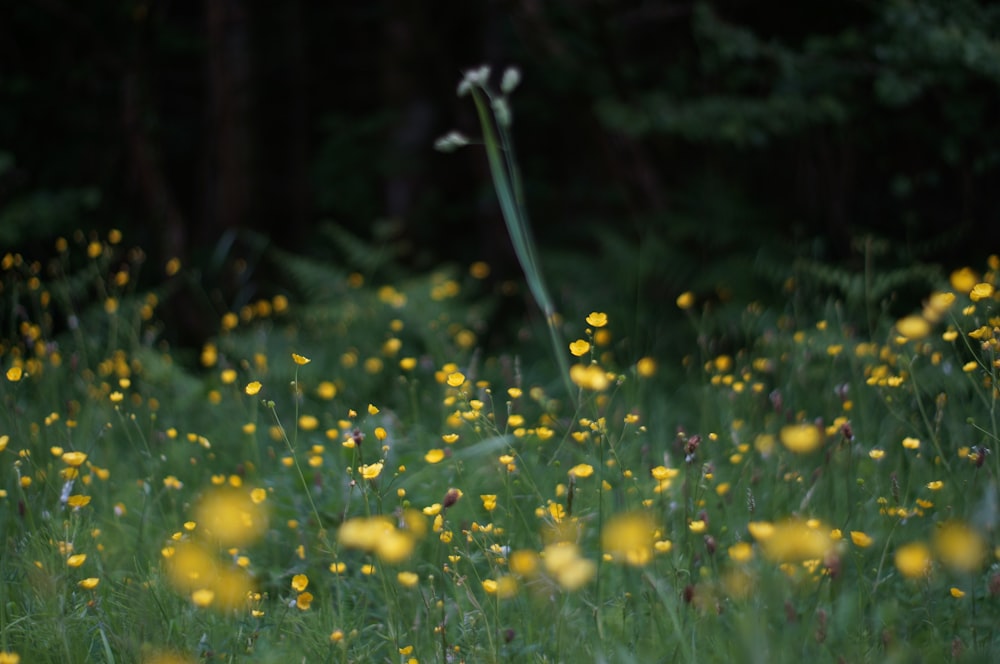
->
[468,87,576,405]
[269,402,327,545]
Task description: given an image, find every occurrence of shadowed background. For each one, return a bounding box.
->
[2,0,999,345]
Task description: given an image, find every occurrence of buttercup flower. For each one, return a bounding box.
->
[291,574,309,592]
[780,424,823,454]
[360,462,384,480]
[895,542,931,579]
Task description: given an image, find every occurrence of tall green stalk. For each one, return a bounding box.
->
[443,67,576,404]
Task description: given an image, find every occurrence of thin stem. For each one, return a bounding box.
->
[269,402,327,545]
[468,86,576,405]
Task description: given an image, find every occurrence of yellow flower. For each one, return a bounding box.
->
[67,495,91,508]
[569,340,591,357]
[950,587,966,598]
[338,517,414,563]
[78,577,100,590]
[676,292,695,310]
[869,448,885,460]
[779,424,823,454]
[585,312,608,328]
[926,480,944,491]
[569,364,610,391]
[895,315,931,340]
[901,437,921,450]
[5,367,23,382]
[193,488,268,547]
[480,494,497,511]
[244,381,262,396]
[360,462,384,480]
[950,267,979,293]
[754,519,833,563]
[397,571,419,588]
[934,522,985,573]
[602,512,655,566]
[0,651,20,664]
[651,466,678,481]
[970,282,995,302]
[469,261,490,279]
[636,357,657,377]
[292,353,311,365]
[509,550,539,577]
[568,463,594,478]
[543,542,596,590]
[424,449,446,464]
[895,541,931,579]
[317,381,337,400]
[446,372,466,387]
[67,553,87,568]
[296,592,313,610]
[61,451,88,467]
[191,588,215,607]
[923,291,955,322]
[291,574,309,592]
[728,542,754,563]
[487,575,519,598]
[850,531,873,548]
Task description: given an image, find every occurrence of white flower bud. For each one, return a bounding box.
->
[458,65,491,96]
[433,131,470,152]
[501,67,521,94]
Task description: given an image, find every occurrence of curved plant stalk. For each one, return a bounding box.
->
[445,67,576,403]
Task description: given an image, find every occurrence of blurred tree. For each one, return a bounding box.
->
[0,0,997,348]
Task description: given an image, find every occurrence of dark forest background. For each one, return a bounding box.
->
[2,0,999,347]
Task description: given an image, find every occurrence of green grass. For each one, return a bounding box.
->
[2,229,999,663]
[1,74,999,662]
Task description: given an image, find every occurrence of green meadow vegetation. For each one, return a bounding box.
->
[2,68,1000,664]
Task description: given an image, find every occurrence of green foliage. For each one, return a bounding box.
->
[3,225,1000,662]
[0,153,101,249]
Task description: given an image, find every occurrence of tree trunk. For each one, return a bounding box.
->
[205,0,253,242]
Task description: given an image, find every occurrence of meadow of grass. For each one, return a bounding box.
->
[3,229,1000,664]
[2,71,1000,664]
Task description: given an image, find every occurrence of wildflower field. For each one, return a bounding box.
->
[3,71,1000,664]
